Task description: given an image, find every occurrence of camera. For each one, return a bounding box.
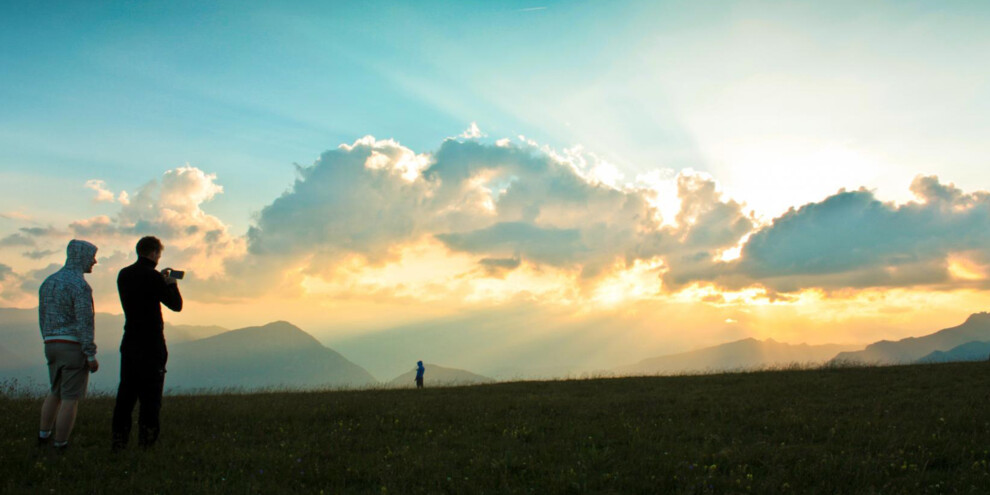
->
[162,268,185,280]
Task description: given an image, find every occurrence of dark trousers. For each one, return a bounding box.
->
[111,347,167,447]
[416,377,424,389]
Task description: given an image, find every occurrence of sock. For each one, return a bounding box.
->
[39,430,52,439]
[53,440,68,448]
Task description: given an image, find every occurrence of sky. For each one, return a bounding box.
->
[2,1,990,375]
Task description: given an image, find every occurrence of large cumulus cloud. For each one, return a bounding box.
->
[667,175,990,292]
[1,167,245,307]
[9,132,987,310]
[68,167,245,280]
[245,136,753,288]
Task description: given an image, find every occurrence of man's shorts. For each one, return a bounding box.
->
[45,342,89,400]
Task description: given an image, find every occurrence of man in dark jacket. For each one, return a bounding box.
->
[111,236,182,449]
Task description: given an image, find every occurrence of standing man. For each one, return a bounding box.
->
[415,361,425,389]
[111,236,182,450]
[38,239,100,451]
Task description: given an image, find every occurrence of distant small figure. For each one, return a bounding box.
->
[37,239,100,451]
[415,361,425,389]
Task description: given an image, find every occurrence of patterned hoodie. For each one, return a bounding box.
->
[38,239,98,361]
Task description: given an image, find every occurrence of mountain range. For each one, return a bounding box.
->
[6,306,990,393]
[614,338,858,376]
[0,307,375,392]
[165,321,375,391]
[917,340,990,364]
[830,312,990,365]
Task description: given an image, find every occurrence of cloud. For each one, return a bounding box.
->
[17,263,60,295]
[240,136,762,301]
[673,173,753,250]
[437,222,583,266]
[250,139,608,282]
[69,215,116,237]
[666,175,990,292]
[19,226,62,237]
[0,211,32,221]
[478,256,522,277]
[69,167,244,281]
[85,179,117,203]
[0,233,35,248]
[459,122,484,139]
[0,262,25,306]
[22,249,57,260]
[17,134,987,310]
[247,137,435,265]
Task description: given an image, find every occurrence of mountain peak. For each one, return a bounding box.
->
[832,312,990,365]
[965,312,990,323]
[260,320,303,331]
[185,320,321,351]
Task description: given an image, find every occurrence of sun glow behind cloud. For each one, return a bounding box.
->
[948,254,987,282]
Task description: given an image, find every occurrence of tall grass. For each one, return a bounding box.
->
[3,362,989,493]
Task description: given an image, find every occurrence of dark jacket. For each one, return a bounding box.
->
[117,257,182,354]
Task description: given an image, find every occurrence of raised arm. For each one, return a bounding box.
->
[159,274,183,312]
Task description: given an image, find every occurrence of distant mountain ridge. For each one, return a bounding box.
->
[917,340,990,364]
[831,312,990,365]
[167,321,376,390]
[0,307,225,364]
[386,363,493,388]
[615,338,858,376]
[0,307,375,391]
[9,305,990,392]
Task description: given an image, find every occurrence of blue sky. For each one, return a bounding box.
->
[4,0,989,231]
[3,1,990,352]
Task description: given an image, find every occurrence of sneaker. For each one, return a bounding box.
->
[52,442,69,453]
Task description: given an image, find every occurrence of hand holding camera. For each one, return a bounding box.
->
[161,268,185,285]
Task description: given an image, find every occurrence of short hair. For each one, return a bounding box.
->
[136,236,164,257]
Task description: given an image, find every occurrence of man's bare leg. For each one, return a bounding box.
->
[40,394,60,433]
[53,399,79,443]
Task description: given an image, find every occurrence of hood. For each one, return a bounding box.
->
[64,239,98,272]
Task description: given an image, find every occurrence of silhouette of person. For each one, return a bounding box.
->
[37,239,100,451]
[415,360,425,389]
[111,236,182,450]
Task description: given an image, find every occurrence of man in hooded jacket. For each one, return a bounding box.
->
[38,239,100,451]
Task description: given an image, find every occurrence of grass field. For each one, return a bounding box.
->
[3,362,990,494]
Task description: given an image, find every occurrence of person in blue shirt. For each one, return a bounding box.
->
[415,361,425,389]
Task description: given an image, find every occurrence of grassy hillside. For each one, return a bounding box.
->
[3,362,990,493]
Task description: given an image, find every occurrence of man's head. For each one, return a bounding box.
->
[136,236,164,263]
[66,239,98,274]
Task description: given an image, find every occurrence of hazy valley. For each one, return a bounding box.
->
[5,307,990,393]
